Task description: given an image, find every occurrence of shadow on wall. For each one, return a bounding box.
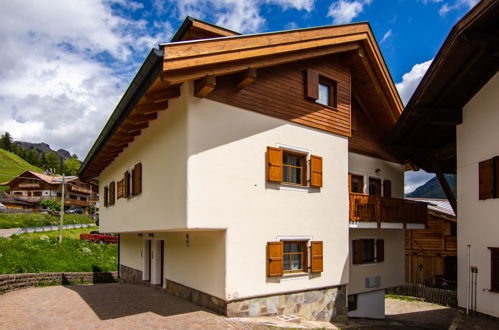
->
[64,283,213,320]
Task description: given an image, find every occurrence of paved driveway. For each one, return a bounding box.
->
[0,284,264,329]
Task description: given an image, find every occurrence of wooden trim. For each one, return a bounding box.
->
[194,75,216,98]
[306,69,319,100]
[135,101,169,114]
[267,241,284,277]
[267,147,283,183]
[237,68,257,89]
[310,241,324,273]
[144,85,181,102]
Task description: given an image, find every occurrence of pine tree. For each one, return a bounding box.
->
[0,132,13,151]
[45,151,61,173]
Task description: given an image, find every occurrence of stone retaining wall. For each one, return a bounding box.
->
[0,272,118,295]
[165,279,227,315]
[120,265,143,284]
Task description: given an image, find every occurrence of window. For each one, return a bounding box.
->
[282,151,307,186]
[132,163,142,196]
[352,239,384,265]
[305,69,338,108]
[369,178,382,196]
[490,247,499,292]
[266,240,323,277]
[350,174,364,193]
[283,241,308,273]
[317,83,330,106]
[479,157,499,200]
[348,295,358,311]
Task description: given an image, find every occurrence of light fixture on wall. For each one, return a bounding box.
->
[138,234,143,238]
[147,233,154,238]
[375,168,381,175]
[185,233,190,248]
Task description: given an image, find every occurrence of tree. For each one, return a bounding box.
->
[63,154,81,176]
[40,199,61,213]
[45,152,61,173]
[0,132,13,151]
[25,149,40,167]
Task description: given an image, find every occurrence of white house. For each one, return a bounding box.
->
[80,17,427,321]
[389,0,499,318]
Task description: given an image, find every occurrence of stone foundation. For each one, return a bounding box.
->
[0,272,118,295]
[165,279,227,315]
[120,265,143,284]
[227,285,347,322]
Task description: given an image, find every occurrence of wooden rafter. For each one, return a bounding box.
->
[144,85,181,102]
[236,68,257,89]
[194,75,216,97]
[127,112,158,124]
[135,100,168,114]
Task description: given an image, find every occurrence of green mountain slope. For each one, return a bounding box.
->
[0,148,43,187]
[406,174,457,199]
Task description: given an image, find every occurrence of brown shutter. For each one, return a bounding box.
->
[376,239,384,263]
[383,180,392,198]
[109,181,115,206]
[267,147,283,183]
[124,171,130,198]
[310,155,323,187]
[132,163,142,196]
[494,157,499,198]
[267,241,284,277]
[103,186,108,208]
[491,248,499,292]
[479,159,493,200]
[310,241,324,273]
[305,69,319,100]
[352,240,363,264]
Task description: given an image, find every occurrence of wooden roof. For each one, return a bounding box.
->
[80,19,403,180]
[171,16,240,42]
[389,0,499,174]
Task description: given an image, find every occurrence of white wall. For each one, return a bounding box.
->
[120,233,144,271]
[349,228,405,295]
[348,152,404,199]
[348,289,385,319]
[185,83,350,299]
[457,72,499,317]
[99,84,189,233]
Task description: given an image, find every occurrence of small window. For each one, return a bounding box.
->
[283,241,308,273]
[353,239,384,264]
[490,247,499,292]
[350,174,364,193]
[317,83,330,106]
[282,151,307,186]
[348,294,358,311]
[316,78,337,108]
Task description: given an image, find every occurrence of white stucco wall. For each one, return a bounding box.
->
[348,289,385,319]
[348,152,404,199]
[457,72,499,317]
[99,84,189,233]
[185,83,350,300]
[120,233,144,271]
[349,228,405,295]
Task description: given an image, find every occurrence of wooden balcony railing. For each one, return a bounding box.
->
[349,193,427,227]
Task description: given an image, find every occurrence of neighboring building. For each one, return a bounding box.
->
[0,196,34,210]
[1,171,98,212]
[389,0,499,318]
[405,198,456,288]
[80,17,427,321]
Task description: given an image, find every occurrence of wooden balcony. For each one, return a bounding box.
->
[349,193,427,227]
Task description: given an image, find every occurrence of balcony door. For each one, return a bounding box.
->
[368,178,382,196]
[349,174,364,194]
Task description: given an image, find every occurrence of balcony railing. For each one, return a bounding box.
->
[349,193,427,227]
[5,195,90,207]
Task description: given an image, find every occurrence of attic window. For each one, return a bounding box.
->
[305,69,338,109]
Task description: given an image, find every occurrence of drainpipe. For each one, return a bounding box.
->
[466,244,471,314]
[118,234,121,279]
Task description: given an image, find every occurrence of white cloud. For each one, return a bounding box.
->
[395,59,433,105]
[437,0,479,16]
[327,0,372,25]
[405,170,435,194]
[169,0,314,34]
[380,29,393,44]
[0,0,173,159]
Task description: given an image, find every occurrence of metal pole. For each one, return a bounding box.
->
[59,174,65,243]
[466,244,471,314]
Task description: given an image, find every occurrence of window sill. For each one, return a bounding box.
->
[313,101,339,111]
[279,184,310,192]
[353,262,378,267]
[281,272,310,281]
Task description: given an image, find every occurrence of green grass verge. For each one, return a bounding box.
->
[0,148,42,186]
[0,227,118,274]
[385,294,422,302]
[0,213,95,229]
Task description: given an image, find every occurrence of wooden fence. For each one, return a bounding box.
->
[387,283,457,306]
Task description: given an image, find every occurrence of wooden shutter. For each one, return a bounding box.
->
[376,239,384,263]
[352,240,363,265]
[267,147,283,183]
[109,181,115,206]
[310,155,323,187]
[124,171,130,198]
[310,241,323,273]
[491,248,499,292]
[132,163,142,196]
[267,241,283,277]
[305,69,319,100]
[479,159,493,200]
[103,186,108,208]
[383,180,392,198]
[494,157,499,198]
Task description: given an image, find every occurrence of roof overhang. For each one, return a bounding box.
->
[388,0,499,174]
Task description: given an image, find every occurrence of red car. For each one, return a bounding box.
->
[80,231,118,244]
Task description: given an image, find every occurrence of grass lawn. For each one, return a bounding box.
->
[0,213,95,229]
[0,227,118,274]
[0,148,43,192]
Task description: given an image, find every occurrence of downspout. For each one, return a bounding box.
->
[118,234,121,280]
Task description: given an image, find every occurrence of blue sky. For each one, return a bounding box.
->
[0,0,478,191]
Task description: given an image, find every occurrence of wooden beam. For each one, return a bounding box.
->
[120,122,148,133]
[114,131,141,138]
[107,139,133,147]
[432,159,457,215]
[127,112,158,124]
[194,75,216,97]
[236,68,257,89]
[136,100,168,114]
[144,85,181,102]
[417,107,462,125]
